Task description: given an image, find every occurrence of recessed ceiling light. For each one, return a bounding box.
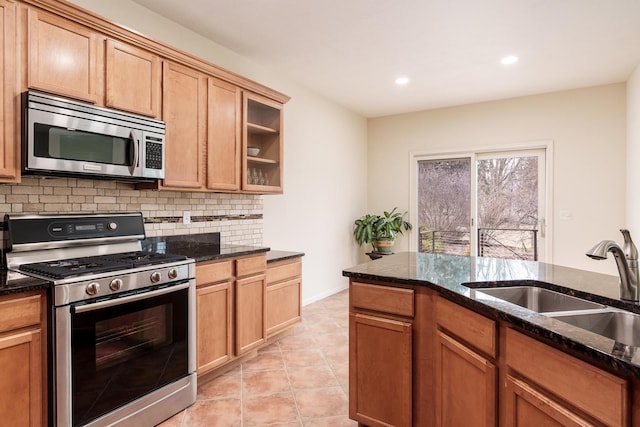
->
[500,55,519,65]
[395,77,410,85]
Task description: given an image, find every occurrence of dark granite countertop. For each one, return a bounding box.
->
[142,233,269,263]
[1,233,300,296]
[0,270,49,296]
[266,250,305,263]
[141,233,303,264]
[343,252,640,378]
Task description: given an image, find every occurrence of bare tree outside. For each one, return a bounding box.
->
[477,156,538,260]
[418,154,540,260]
[418,159,471,255]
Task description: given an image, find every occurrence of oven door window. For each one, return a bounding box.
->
[34,124,133,166]
[71,287,188,426]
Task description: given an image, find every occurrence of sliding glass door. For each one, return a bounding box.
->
[415,148,546,261]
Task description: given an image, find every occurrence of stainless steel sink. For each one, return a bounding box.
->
[475,286,606,313]
[550,310,640,346]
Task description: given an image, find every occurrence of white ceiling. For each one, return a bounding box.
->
[131,0,640,118]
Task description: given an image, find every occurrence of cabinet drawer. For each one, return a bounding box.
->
[436,296,496,358]
[196,260,232,286]
[351,282,414,317]
[236,254,267,277]
[0,293,41,332]
[506,328,628,427]
[266,258,302,284]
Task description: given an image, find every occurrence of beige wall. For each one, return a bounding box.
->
[368,84,627,275]
[61,0,369,304]
[628,65,640,240]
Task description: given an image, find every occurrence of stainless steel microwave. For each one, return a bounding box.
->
[22,91,166,182]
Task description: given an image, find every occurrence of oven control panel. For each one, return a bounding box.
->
[6,212,145,249]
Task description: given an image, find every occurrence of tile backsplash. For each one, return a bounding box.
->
[0,177,263,245]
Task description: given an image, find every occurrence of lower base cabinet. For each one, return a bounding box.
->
[196,280,232,374]
[349,282,415,427]
[0,291,45,427]
[435,331,496,427]
[196,253,302,377]
[348,279,633,427]
[266,256,302,337]
[504,328,628,426]
[504,375,594,427]
[349,313,412,427]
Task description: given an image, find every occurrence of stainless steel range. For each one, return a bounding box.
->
[4,212,196,427]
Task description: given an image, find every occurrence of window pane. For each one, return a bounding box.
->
[477,156,538,260]
[417,158,471,255]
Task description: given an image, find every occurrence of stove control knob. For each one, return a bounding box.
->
[107,222,118,230]
[86,282,100,296]
[150,271,161,283]
[110,278,123,291]
[168,268,178,279]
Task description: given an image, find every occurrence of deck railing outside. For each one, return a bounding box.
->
[419,228,538,261]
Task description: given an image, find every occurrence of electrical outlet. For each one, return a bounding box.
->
[183,211,191,224]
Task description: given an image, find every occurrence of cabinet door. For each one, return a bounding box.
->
[266,277,301,337]
[349,313,412,427]
[105,39,160,117]
[0,329,42,427]
[0,0,17,182]
[27,8,98,102]
[207,77,240,191]
[235,274,266,355]
[242,92,283,193]
[504,375,595,427]
[435,331,496,427]
[161,61,206,190]
[196,281,233,375]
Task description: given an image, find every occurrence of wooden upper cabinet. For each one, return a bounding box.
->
[105,39,160,117]
[207,77,241,191]
[26,7,98,103]
[0,0,18,182]
[161,61,206,190]
[242,92,284,194]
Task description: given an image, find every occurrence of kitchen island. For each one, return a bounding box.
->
[343,252,640,427]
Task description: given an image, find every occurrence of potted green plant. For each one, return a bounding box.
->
[353,208,413,254]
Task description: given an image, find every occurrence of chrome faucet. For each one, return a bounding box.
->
[586,229,639,302]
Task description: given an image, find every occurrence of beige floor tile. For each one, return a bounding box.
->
[243,369,291,396]
[312,332,348,349]
[243,351,285,371]
[306,320,343,335]
[330,362,349,389]
[294,386,348,419]
[282,349,326,368]
[287,365,339,390]
[303,415,357,426]
[156,410,184,427]
[183,398,242,427]
[197,371,241,400]
[278,334,316,351]
[243,392,299,425]
[156,289,351,426]
[321,345,349,365]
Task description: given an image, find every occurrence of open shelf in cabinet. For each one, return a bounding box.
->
[243,93,283,193]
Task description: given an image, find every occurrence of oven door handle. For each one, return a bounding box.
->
[73,282,190,313]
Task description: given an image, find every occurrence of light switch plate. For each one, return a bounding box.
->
[183,211,191,224]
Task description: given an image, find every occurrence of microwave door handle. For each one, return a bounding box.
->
[129,129,141,176]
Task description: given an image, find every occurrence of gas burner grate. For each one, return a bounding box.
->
[19,256,132,279]
[18,252,189,280]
